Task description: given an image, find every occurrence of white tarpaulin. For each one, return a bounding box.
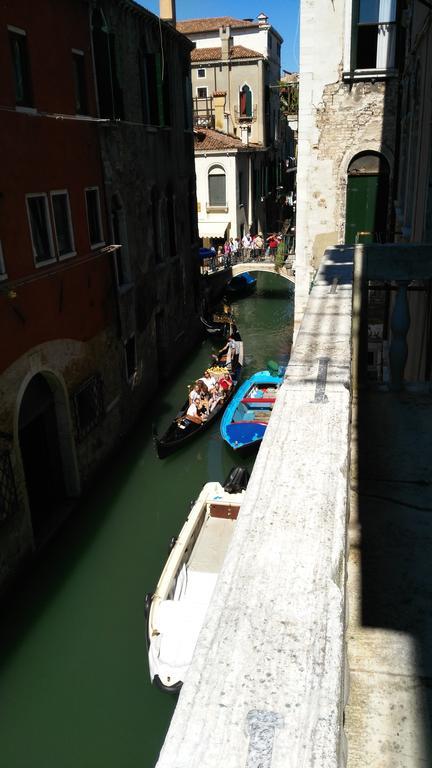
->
[198,221,230,239]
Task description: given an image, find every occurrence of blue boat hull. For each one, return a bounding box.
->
[220,370,283,452]
[226,272,257,296]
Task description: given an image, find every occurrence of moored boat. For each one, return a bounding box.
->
[220,369,283,453]
[145,467,250,693]
[199,315,231,338]
[226,272,257,296]
[153,339,244,459]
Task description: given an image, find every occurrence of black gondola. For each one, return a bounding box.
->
[153,340,244,459]
[199,316,230,338]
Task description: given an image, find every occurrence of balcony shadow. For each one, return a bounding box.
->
[353,347,432,759]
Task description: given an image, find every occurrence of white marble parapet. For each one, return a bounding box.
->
[156,246,354,768]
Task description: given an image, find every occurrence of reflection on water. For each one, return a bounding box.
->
[0,273,293,768]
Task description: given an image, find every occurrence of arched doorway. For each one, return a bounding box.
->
[18,373,68,543]
[345,152,390,244]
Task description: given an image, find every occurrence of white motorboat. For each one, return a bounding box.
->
[145,467,249,692]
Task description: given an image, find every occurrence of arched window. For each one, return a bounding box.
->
[239,84,252,119]
[208,166,226,207]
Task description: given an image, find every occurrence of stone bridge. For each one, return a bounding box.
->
[200,254,295,313]
[230,261,295,283]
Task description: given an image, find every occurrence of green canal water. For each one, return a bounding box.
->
[0,273,294,768]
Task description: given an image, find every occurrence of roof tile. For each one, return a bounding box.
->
[191,45,263,62]
[194,127,262,151]
[177,17,258,34]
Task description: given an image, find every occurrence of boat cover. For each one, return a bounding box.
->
[149,570,218,687]
[225,421,267,449]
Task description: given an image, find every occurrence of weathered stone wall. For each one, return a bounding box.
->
[98,0,202,383]
[0,327,123,591]
[295,0,398,333]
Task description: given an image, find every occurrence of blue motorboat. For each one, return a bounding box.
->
[220,369,283,453]
[226,272,256,296]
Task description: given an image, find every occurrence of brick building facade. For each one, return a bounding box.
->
[0,0,200,590]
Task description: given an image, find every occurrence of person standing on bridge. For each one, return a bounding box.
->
[229,237,238,263]
[242,232,252,259]
[265,233,278,260]
[253,233,264,260]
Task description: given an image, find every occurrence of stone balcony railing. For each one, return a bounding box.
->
[156,243,432,768]
[353,243,432,392]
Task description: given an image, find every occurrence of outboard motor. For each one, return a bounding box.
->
[223,466,250,494]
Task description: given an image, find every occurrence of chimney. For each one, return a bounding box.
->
[160,0,176,25]
[240,125,250,146]
[213,91,226,132]
[219,25,233,61]
[257,12,269,27]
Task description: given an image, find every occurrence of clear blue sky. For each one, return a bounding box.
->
[137,1,300,72]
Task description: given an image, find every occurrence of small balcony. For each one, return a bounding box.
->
[192,96,215,129]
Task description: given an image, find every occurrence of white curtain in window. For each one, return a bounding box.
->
[378,0,396,22]
[376,0,396,68]
[376,23,396,68]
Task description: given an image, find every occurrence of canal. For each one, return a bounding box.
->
[0,273,294,768]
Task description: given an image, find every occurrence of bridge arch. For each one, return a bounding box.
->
[230,262,295,283]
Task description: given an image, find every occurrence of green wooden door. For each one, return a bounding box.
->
[345,174,379,245]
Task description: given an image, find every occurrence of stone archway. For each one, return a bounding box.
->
[18,371,78,544]
[345,151,390,244]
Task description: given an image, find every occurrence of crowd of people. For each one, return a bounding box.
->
[202,232,285,272]
[176,325,242,430]
[178,365,233,429]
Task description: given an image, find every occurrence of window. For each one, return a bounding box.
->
[72,50,88,114]
[26,194,55,265]
[197,68,206,78]
[239,84,253,119]
[51,191,75,258]
[197,87,208,99]
[72,375,104,441]
[268,35,273,49]
[208,166,226,207]
[0,242,7,280]
[92,10,124,119]
[124,336,136,381]
[85,187,104,248]
[139,48,170,126]
[354,0,397,70]
[8,27,32,107]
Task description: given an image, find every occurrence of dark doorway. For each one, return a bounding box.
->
[19,374,67,544]
[345,152,390,244]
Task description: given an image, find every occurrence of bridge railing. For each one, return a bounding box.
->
[200,239,296,276]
